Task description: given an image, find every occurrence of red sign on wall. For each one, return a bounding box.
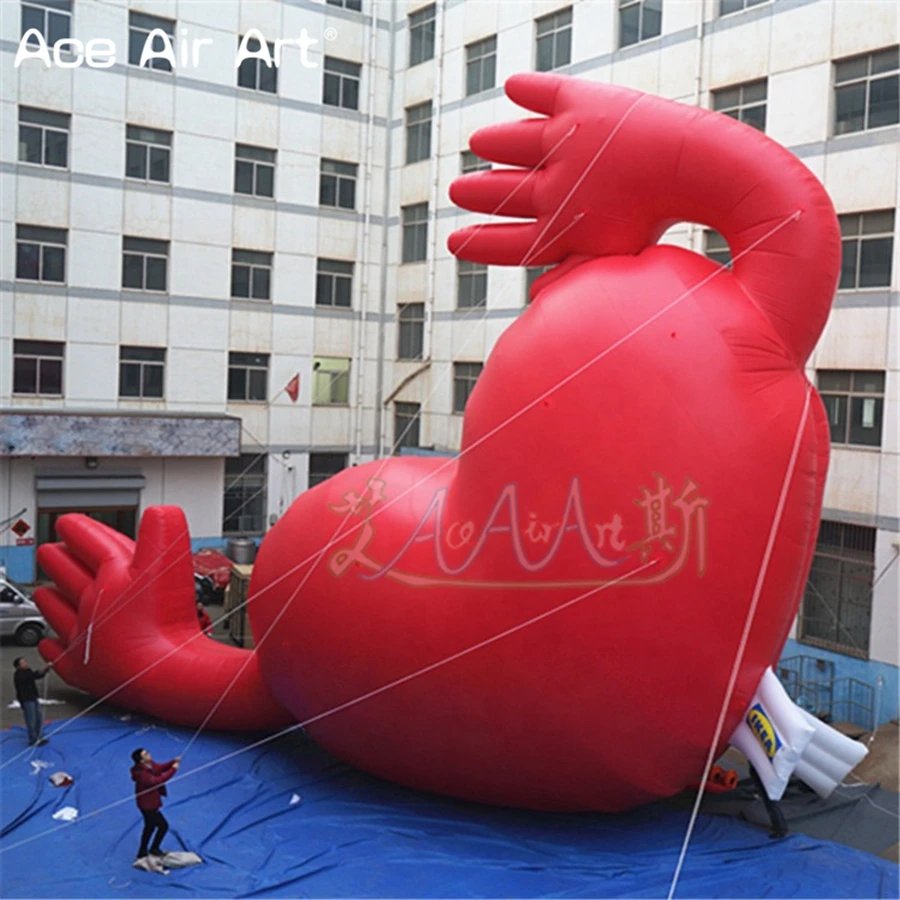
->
[11,519,31,537]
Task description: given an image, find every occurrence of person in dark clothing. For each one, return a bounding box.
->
[13,657,52,746]
[130,748,181,860]
[196,601,214,637]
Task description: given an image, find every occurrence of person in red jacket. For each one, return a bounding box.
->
[130,748,180,860]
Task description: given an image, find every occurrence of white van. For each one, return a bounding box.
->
[0,570,49,647]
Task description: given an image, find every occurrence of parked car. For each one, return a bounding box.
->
[0,574,49,647]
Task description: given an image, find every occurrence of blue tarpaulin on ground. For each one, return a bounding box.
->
[1,714,897,899]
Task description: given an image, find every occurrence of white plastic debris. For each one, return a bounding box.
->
[52,806,78,822]
[29,760,51,776]
[49,771,73,787]
[290,793,302,805]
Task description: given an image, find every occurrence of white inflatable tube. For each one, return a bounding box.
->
[728,667,868,801]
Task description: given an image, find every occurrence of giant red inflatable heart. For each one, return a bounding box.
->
[35,74,840,812]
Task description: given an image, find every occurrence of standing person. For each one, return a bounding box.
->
[13,657,52,746]
[130,749,181,860]
[196,601,213,637]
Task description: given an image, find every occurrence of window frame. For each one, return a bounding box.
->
[128,10,175,72]
[712,79,767,132]
[525,265,551,304]
[227,352,270,403]
[223,453,267,535]
[453,361,483,414]
[308,452,348,489]
[405,101,433,165]
[460,150,491,174]
[231,249,273,301]
[323,56,362,111]
[817,370,885,448]
[401,202,429,264]
[703,230,733,269]
[326,0,362,10]
[122,236,169,293]
[718,0,769,16]
[397,302,425,361]
[319,158,358,210]
[21,0,71,46]
[234,143,276,199]
[457,260,488,309]
[315,258,354,309]
[394,401,422,451]
[12,339,64,397]
[838,210,895,290]
[408,4,436,68]
[237,35,278,93]
[125,124,172,184]
[535,6,572,72]
[833,47,900,137]
[618,0,662,49]
[119,345,166,399]
[18,106,69,169]
[312,357,351,406]
[465,35,497,97]
[15,225,67,284]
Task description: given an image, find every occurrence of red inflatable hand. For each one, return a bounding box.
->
[35,508,290,730]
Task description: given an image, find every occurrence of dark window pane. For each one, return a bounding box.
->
[235,159,254,194]
[42,245,65,282]
[848,396,883,446]
[143,364,164,398]
[555,27,571,65]
[859,237,893,287]
[343,78,360,110]
[123,254,143,288]
[238,58,257,89]
[248,368,267,400]
[316,273,331,305]
[126,143,147,179]
[334,276,351,307]
[619,6,640,47]
[228,367,245,400]
[16,243,39,280]
[19,124,42,163]
[22,5,44,41]
[119,362,141,397]
[868,74,899,129]
[320,174,336,206]
[251,267,270,299]
[535,35,554,72]
[232,264,250,298]
[145,256,167,291]
[149,146,169,182]
[259,60,277,93]
[742,105,766,132]
[323,73,341,106]
[835,83,866,135]
[13,356,37,393]
[338,178,355,209]
[128,29,145,66]
[48,10,68,43]
[839,240,858,289]
[256,165,274,197]
[43,129,67,166]
[39,358,63,394]
[821,394,847,443]
[642,0,662,39]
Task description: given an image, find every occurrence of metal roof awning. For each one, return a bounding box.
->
[0,410,242,458]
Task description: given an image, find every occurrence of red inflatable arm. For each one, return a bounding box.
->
[35,509,291,730]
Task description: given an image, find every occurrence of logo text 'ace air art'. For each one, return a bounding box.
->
[747,703,783,759]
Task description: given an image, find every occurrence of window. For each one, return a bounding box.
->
[231,249,273,301]
[319,158,357,210]
[704,230,732,269]
[313,357,351,405]
[453,362,483,413]
[834,47,899,136]
[126,125,171,183]
[316,259,353,308]
[397,303,425,360]
[817,371,884,448]
[409,4,435,67]
[228,352,269,402]
[719,0,768,14]
[405,102,432,165]
[712,80,767,131]
[122,237,168,292]
[119,346,165,399]
[394,402,421,451]
[326,0,362,9]
[21,0,70,45]
[536,7,572,71]
[800,521,874,657]
[838,210,894,289]
[223,454,267,534]
[619,0,661,48]
[237,35,277,93]
[13,340,63,396]
[235,144,275,198]
[461,150,491,174]
[525,265,551,303]
[128,11,175,71]
[18,106,68,168]
[457,261,488,309]
[402,203,429,263]
[308,452,348,489]
[16,225,66,283]
[323,57,361,110]
[466,36,497,96]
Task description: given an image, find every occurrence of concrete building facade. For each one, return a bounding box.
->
[1,0,897,721]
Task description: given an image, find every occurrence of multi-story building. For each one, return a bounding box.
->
[1,0,897,722]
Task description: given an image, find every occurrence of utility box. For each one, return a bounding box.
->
[224,564,254,648]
